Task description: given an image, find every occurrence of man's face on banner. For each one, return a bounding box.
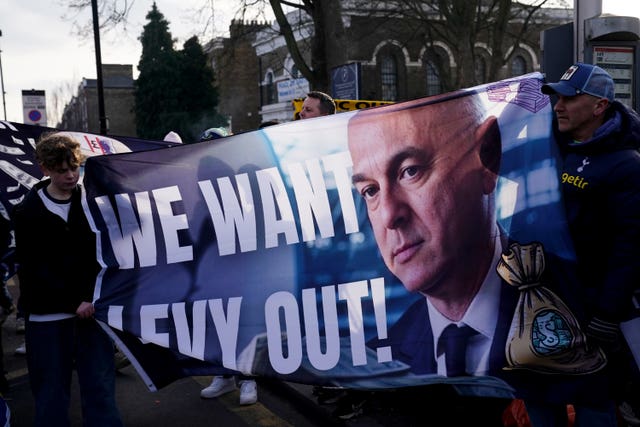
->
[348,100,499,297]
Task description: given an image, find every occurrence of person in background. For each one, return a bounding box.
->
[532,62,640,426]
[12,133,122,426]
[197,125,259,406]
[298,91,336,120]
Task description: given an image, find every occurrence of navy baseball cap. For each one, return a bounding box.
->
[541,63,614,101]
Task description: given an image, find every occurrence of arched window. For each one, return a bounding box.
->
[265,72,276,104]
[475,56,487,84]
[425,59,442,96]
[381,55,398,101]
[511,55,527,77]
[291,65,300,79]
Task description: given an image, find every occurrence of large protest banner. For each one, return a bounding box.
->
[5,73,638,398]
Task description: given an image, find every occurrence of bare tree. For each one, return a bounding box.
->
[48,80,79,127]
[365,0,571,90]
[61,0,347,92]
[226,0,570,94]
[190,0,274,40]
[266,0,348,92]
[59,0,135,38]
[58,0,571,98]
[187,0,349,92]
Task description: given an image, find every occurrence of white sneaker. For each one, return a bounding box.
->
[239,380,257,405]
[200,376,236,399]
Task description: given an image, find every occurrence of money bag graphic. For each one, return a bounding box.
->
[496,242,606,374]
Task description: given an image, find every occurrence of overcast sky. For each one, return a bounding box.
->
[0,0,271,125]
[0,0,637,126]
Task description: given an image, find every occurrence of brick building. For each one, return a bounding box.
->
[205,20,271,134]
[59,64,136,137]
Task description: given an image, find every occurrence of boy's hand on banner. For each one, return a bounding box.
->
[76,301,95,319]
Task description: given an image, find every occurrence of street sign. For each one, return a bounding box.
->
[331,63,361,99]
[22,89,47,126]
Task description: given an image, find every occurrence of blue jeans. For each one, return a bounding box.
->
[525,400,618,427]
[25,317,123,427]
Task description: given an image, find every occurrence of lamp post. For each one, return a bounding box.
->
[91,0,107,135]
[575,0,602,62]
[0,29,7,121]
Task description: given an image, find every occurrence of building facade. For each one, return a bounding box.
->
[59,6,573,137]
[249,3,573,123]
[204,20,272,134]
[59,64,136,137]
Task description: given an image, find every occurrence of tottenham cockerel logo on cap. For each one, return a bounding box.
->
[560,65,579,81]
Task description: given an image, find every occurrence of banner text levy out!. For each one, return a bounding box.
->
[107,278,393,373]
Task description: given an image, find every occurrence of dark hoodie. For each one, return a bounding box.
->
[556,100,640,324]
[12,179,99,315]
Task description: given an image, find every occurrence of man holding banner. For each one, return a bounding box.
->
[534,62,640,426]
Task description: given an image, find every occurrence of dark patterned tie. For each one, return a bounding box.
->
[440,324,477,377]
